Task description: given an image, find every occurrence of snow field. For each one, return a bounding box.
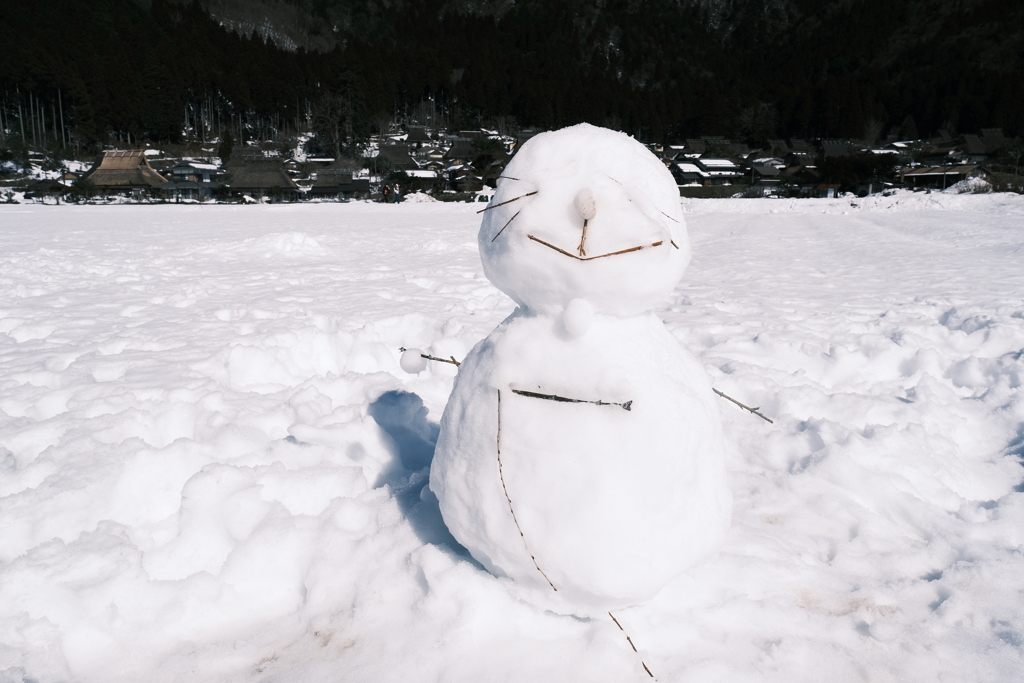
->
[1,195,1023,682]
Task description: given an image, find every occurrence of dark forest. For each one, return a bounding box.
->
[2,0,1023,152]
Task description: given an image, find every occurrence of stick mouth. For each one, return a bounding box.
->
[526,231,676,262]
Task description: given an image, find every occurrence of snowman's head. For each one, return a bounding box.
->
[479,124,690,317]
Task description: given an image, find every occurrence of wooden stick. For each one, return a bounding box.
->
[578,218,588,256]
[399,348,460,367]
[528,234,663,261]
[497,390,558,592]
[608,612,657,679]
[491,209,520,242]
[477,190,537,213]
[511,388,632,411]
[713,388,773,423]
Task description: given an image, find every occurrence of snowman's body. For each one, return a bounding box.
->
[428,124,731,614]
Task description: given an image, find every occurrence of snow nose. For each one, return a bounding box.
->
[573,188,597,257]
[573,188,596,220]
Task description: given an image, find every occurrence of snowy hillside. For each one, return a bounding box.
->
[1,195,1023,682]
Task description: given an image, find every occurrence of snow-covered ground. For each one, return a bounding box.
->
[1,195,1023,682]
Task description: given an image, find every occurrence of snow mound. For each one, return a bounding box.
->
[944,177,992,194]
[210,232,330,258]
[402,191,437,203]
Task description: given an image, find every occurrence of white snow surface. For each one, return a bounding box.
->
[1,195,1024,682]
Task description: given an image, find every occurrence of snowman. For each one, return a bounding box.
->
[413,124,731,615]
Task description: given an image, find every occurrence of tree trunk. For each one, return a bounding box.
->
[58,89,66,148]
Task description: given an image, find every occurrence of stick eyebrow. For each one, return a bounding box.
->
[477,191,538,214]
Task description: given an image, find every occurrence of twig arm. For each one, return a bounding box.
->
[399,347,460,366]
[712,388,773,423]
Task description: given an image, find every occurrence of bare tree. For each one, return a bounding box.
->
[862,118,884,145]
[312,91,346,159]
[372,111,393,139]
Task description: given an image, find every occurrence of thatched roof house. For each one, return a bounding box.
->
[900,164,991,189]
[225,156,299,198]
[310,169,370,199]
[406,125,431,143]
[444,138,475,164]
[82,150,167,192]
[376,144,417,170]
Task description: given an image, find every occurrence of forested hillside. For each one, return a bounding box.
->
[2,0,1022,151]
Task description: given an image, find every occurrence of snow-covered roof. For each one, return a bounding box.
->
[675,163,703,174]
[698,158,738,168]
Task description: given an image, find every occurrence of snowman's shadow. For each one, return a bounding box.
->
[368,390,477,562]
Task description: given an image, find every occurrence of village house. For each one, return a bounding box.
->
[819,139,850,158]
[669,160,705,186]
[446,163,483,192]
[417,146,446,162]
[918,143,967,166]
[661,145,686,161]
[224,155,299,200]
[749,163,783,187]
[404,168,440,182]
[900,164,992,189]
[692,157,744,185]
[309,169,370,200]
[788,139,815,154]
[81,150,167,195]
[779,163,822,192]
[156,160,224,200]
[376,143,418,170]
[443,137,476,166]
[668,155,745,187]
[479,158,508,187]
[406,125,431,144]
[784,150,814,167]
[417,158,446,173]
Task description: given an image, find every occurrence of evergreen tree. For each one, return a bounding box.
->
[218,128,234,164]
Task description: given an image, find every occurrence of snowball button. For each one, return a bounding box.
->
[562,298,593,338]
[399,348,428,374]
